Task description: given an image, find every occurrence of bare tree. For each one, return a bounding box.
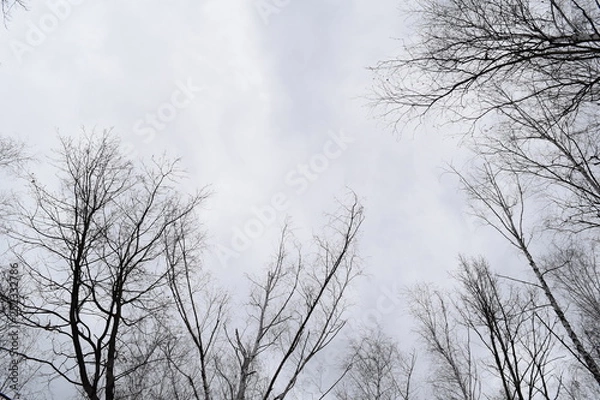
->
[408,284,480,400]
[163,197,364,400]
[456,256,564,400]
[335,327,416,400]
[455,163,600,390]
[408,257,571,400]
[540,245,600,398]
[373,0,600,128]
[0,130,208,400]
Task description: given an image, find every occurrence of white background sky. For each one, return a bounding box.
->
[0,0,522,395]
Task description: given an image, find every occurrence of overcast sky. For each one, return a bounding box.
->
[0,0,519,383]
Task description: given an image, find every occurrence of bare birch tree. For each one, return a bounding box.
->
[456,257,564,400]
[408,284,480,400]
[408,257,570,400]
[455,163,600,390]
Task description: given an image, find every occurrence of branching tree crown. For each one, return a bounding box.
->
[374,0,600,127]
[1,131,208,400]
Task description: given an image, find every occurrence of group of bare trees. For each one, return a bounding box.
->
[0,131,365,399]
[369,0,600,399]
[164,209,363,400]
[406,259,584,400]
[3,0,600,399]
[334,255,595,400]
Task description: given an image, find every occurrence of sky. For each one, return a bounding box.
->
[0,0,521,397]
